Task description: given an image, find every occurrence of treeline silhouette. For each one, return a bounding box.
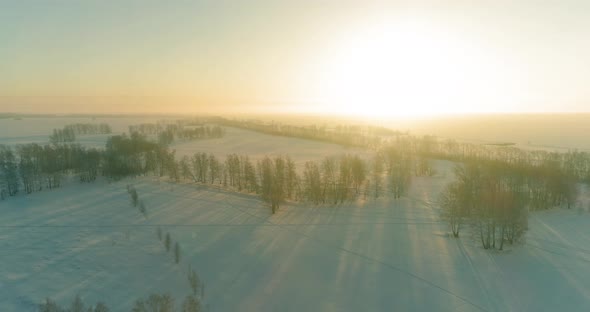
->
[49,123,112,144]
[177,153,368,213]
[128,121,224,146]
[214,117,398,148]
[0,133,173,199]
[174,150,428,213]
[414,135,590,183]
[214,118,590,186]
[0,144,102,197]
[65,123,112,135]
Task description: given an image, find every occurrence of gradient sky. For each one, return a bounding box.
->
[1,0,589,115]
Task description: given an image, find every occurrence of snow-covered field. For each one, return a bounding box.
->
[2,116,590,311]
[0,116,147,148]
[171,126,372,165]
[2,160,590,311]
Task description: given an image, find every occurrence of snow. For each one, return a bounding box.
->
[0,116,159,147]
[2,117,590,311]
[170,126,373,165]
[1,160,590,311]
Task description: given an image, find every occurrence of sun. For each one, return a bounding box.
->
[309,19,516,118]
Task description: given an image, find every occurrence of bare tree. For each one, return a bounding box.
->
[174,242,181,264]
[182,295,202,312]
[165,233,171,252]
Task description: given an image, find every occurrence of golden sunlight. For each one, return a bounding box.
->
[311,19,520,117]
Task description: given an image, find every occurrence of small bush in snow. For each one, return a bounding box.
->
[165,232,171,252]
[138,200,148,218]
[38,295,109,312]
[38,298,61,312]
[182,295,202,312]
[174,242,181,264]
[133,293,174,312]
[187,265,201,296]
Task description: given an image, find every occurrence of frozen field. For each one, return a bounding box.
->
[2,160,590,311]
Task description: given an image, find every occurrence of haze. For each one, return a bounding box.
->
[2,0,590,116]
[3,2,590,311]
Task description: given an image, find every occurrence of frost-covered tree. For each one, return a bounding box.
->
[303,161,322,204]
[439,182,464,237]
[443,162,530,249]
[371,154,383,199]
[321,156,337,204]
[208,154,220,184]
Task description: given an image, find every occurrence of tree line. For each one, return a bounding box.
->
[49,123,113,144]
[213,117,386,148]
[2,133,427,212]
[0,133,174,199]
[64,123,112,135]
[414,135,590,184]
[128,122,225,146]
[0,144,102,198]
[175,150,421,213]
[213,118,590,191]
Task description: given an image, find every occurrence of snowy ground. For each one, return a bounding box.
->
[2,160,590,311]
[2,117,590,311]
[170,126,373,165]
[0,116,151,147]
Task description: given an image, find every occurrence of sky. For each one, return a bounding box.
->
[1,0,589,116]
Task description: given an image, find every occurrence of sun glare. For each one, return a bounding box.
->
[311,19,518,118]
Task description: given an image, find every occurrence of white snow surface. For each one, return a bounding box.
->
[1,161,589,311]
[0,116,151,148]
[2,117,590,311]
[170,126,373,165]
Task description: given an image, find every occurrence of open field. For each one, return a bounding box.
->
[2,159,590,311]
[2,116,590,311]
[171,126,373,165]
